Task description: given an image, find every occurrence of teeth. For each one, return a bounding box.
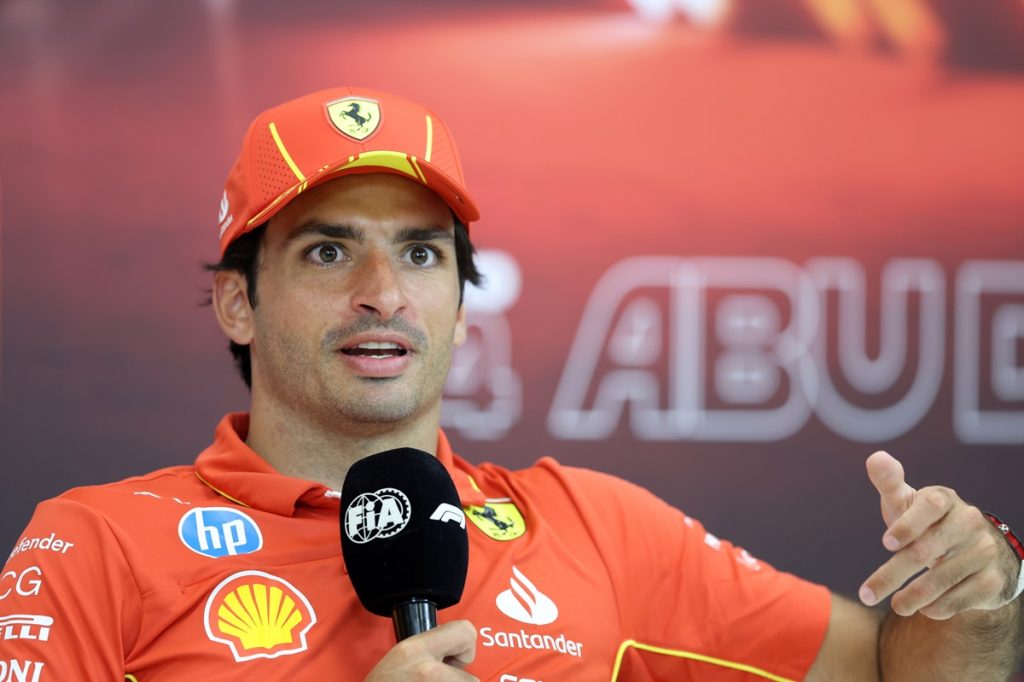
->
[356,342,401,350]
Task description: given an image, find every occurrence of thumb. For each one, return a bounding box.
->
[423,620,477,670]
[866,451,916,527]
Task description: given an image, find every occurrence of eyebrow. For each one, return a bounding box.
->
[283,221,454,246]
[394,226,455,245]
[284,222,362,245]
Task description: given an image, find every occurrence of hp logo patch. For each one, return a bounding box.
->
[178,507,263,558]
[344,488,411,543]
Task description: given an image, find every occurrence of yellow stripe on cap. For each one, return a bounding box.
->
[610,640,796,682]
[341,150,421,180]
[247,188,296,227]
[424,115,434,162]
[269,121,306,182]
[245,150,430,230]
[410,157,428,184]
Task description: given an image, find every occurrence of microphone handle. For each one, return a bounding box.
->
[392,598,437,640]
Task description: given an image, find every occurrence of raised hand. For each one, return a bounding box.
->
[859,451,1019,620]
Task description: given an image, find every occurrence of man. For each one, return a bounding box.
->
[1,87,1021,681]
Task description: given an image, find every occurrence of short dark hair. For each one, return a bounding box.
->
[203,218,482,388]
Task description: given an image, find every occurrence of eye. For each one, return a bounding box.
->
[405,245,439,267]
[308,243,343,264]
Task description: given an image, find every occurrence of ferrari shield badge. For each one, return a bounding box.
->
[326,97,380,141]
[465,500,526,541]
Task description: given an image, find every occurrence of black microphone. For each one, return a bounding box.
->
[340,448,469,641]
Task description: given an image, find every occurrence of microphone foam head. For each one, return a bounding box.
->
[340,448,469,617]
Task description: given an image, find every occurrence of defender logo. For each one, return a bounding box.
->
[8,533,74,560]
[204,571,316,662]
[344,488,411,543]
[496,566,558,625]
[467,500,526,541]
[430,503,466,528]
[326,97,381,141]
[178,507,263,558]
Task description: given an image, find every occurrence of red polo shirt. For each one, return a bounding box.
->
[1,414,829,681]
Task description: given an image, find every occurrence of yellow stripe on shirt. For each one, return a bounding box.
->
[611,639,797,682]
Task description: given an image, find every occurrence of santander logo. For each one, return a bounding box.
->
[495,566,558,626]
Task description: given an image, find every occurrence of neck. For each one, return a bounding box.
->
[245,394,441,492]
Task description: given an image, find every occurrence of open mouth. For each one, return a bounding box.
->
[340,342,409,359]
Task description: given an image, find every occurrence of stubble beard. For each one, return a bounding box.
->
[315,347,453,431]
[258,316,453,432]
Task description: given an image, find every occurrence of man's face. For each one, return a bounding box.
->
[242,173,467,431]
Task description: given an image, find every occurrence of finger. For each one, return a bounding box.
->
[859,522,958,606]
[881,487,954,552]
[866,451,916,527]
[423,620,477,668]
[888,550,979,617]
[917,566,1007,620]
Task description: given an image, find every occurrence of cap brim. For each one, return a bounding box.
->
[240,150,479,239]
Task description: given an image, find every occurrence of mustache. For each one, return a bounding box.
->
[322,316,429,352]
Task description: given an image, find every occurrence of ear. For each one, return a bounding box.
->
[453,304,467,347]
[212,270,254,345]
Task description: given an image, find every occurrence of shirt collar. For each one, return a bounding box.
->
[194,413,485,515]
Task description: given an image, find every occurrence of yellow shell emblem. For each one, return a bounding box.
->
[465,500,526,541]
[326,97,381,141]
[204,570,317,662]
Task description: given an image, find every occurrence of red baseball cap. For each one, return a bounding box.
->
[216,87,480,255]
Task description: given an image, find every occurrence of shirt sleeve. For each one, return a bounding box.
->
[547,462,830,682]
[0,496,141,680]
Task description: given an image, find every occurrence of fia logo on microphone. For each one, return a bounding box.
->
[344,488,411,543]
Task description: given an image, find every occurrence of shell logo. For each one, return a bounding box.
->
[204,570,317,662]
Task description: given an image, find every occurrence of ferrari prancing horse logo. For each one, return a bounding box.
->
[326,97,381,141]
[466,500,526,541]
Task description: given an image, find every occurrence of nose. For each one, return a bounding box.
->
[349,251,408,320]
